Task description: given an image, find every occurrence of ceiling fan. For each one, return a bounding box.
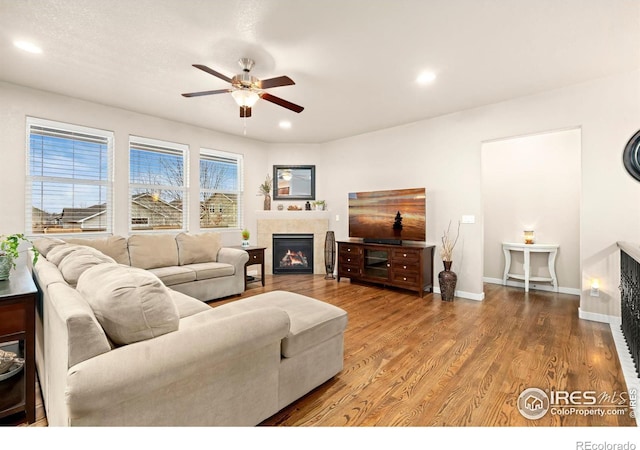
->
[181,58,304,118]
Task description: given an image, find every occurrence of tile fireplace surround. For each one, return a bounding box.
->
[256,210,330,275]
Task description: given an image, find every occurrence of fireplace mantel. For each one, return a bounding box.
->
[257,210,330,275]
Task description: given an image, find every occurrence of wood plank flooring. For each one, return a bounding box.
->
[15,275,637,427]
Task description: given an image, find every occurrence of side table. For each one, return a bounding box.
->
[231,246,266,290]
[502,242,559,293]
[0,266,37,424]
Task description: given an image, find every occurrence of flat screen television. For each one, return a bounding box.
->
[348,187,426,244]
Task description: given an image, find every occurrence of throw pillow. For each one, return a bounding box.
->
[46,244,87,266]
[58,248,116,285]
[77,264,179,346]
[176,232,221,265]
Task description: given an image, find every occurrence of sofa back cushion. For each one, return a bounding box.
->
[175,232,221,265]
[65,235,130,265]
[31,237,66,257]
[46,244,87,266]
[77,263,179,346]
[47,282,112,367]
[127,234,179,269]
[58,248,116,285]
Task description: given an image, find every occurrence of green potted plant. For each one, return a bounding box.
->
[241,229,250,248]
[0,233,39,281]
[313,200,326,211]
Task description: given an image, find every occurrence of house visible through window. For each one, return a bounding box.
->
[26,118,113,235]
[129,136,187,231]
[200,148,243,229]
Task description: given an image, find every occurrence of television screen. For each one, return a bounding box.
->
[348,188,426,243]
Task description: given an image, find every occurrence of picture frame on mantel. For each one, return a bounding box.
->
[273,165,316,201]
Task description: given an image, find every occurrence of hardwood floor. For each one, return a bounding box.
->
[17,275,636,427]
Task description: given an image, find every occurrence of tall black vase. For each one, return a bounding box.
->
[438,260,457,301]
[324,231,336,280]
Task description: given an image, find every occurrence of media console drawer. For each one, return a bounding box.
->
[337,241,435,298]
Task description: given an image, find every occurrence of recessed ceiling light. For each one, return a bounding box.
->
[279,120,292,129]
[14,40,42,54]
[416,71,436,85]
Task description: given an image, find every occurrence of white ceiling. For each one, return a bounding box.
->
[1,0,638,144]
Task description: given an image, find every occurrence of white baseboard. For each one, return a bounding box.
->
[483,277,580,296]
[578,308,619,324]
[609,322,639,426]
[432,286,485,301]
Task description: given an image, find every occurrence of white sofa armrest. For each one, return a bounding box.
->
[217,247,249,271]
[65,307,289,423]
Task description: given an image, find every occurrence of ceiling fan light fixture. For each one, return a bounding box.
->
[231,89,260,108]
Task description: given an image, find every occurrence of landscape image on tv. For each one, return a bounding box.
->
[348,187,426,242]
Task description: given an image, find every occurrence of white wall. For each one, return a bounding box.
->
[0,81,269,247]
[284,70,640,316]
[481,129,581,293]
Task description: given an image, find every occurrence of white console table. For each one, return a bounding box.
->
[502,242,559,293]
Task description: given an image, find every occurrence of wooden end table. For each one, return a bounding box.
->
[231,246,266,290]
[0,266,37,424]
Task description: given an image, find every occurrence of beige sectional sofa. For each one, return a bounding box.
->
[62,232,249,302]
[30,233,348,426]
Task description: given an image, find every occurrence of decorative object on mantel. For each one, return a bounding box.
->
[0,234,38,281]
[305,201,311,211]
[324,231,336,280]
[524,230,535,244]
[312,200,326,211]
[287,205,302,211]
[438,221,460,301]
[258,175,272,211]
[277,204,284,211]
[241,229,250,248]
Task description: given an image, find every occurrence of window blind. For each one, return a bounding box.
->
[26,118,113,235]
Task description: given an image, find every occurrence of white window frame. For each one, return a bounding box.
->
[129,136,189,232]
[25,117,114,236]
[199,148,244,230]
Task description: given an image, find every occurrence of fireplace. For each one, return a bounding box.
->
[272,233,314,274]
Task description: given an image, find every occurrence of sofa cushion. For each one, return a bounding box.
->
[46,244,87,266]
[182,262,234,280]
[127,234,179,269]
[77,264,180,346]
[65,235,130,265]
[58,248,116,285]
[31,237,66,257]
[176,232,221,265]
[147,266,197,286]
[168,289,211,318]
[209,290,348,358]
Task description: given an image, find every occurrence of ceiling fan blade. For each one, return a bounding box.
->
[193,64,233,83]
[240,106,252,118]
[182,88,232,98]
[258,76,295,89]
[260,92,304,113]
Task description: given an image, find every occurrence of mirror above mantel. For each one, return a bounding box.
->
[273,165,315,200]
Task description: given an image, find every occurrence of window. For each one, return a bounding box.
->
[129,136,187,231]
[199,149,243,229]
[26,118,113,235]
